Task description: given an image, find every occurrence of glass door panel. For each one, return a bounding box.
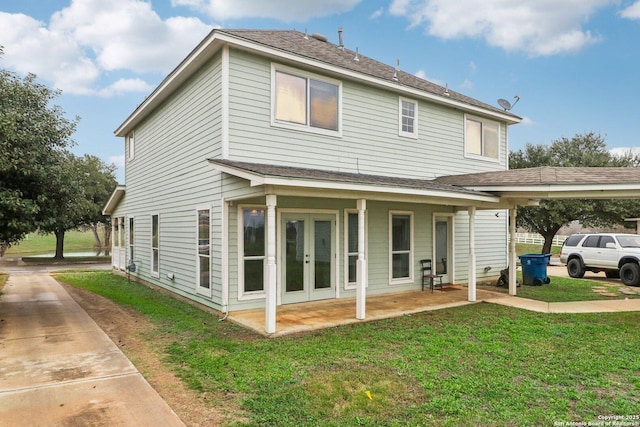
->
[313,220,332,290]
[434,216,452,283]
[285,220,305,293]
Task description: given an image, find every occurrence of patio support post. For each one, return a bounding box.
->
[468,206,477,302]
[356,199,367,320]
[265,194,277,334]
[509,206,518,296]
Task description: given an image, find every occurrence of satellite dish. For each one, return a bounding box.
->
[497,95,520,111]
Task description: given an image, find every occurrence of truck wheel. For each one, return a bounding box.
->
[567,258,585,278]
[620,263,640,287]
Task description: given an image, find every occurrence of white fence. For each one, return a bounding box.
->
[515,233,568,247]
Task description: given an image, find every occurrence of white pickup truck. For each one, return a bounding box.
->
[559,233,640,286]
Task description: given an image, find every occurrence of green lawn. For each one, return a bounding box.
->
[493,274,640,302]
[56,272,640,427]
[4,229,102,257]
[516,242,560,256]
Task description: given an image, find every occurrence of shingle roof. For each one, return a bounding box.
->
[435,166,640,186]
[209,159,491,197]
[218,29,519,120]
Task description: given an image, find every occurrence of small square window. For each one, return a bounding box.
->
[399,98,418,138]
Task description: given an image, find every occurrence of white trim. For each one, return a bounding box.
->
[237,204,267,301]
[103,185,125,215]
[196,206,212,297]
[270,63,343,137]
[221,46,230,159]
[343,209,368,290]
[389,210,414,285]
[127,131,135,160]
[464,114,501,163]
[221,198,229,312]
[150,213,160,278]
[128,216,135,274]
[398,97,418,139]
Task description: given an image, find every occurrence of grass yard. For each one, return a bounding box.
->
[494,274,640,302]
[56,271,640,427]
[4,229,100,257]
[516,242,560,256]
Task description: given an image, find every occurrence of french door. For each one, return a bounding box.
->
[281,213,336,304]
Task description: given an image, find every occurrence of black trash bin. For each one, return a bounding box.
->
[519,253,551,286]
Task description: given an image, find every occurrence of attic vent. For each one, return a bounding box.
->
[311,33,328,42]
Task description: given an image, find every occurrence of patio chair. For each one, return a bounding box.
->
[420,259,443,292]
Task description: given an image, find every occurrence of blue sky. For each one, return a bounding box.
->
[2,0,640,183]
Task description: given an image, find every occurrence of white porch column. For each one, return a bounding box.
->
[265,195,277,334]
[356,199,367,320]
[509,206,518,296]
[468,206,477,302]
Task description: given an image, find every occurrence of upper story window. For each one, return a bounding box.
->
[399,98,418,138]
[127,131,135,160]
[272,65,341,135]
[465,115,499,160]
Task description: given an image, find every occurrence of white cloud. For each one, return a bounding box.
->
[173,0,361,21]
[369,8,384,20]
[414,69,444,86]
[520,116,535,126]
[611,147,640,157]
[0,0,212,95]
[389,0,613,56]
[469,61,477,72]
[620,1,640,18]
[97,78,154,98]
[460,79,473,90]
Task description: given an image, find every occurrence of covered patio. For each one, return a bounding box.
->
[228,286,506,337]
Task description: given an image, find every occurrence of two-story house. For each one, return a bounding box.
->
[104,29,524,334]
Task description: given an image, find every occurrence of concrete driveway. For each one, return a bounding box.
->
[0,271,185,426]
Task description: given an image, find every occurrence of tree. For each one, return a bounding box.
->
[510,132,640,254]
[37,154,117,259]
[0,53,78,255]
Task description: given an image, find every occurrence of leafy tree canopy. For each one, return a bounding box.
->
[0,54,78,253]
[510,132,640,254]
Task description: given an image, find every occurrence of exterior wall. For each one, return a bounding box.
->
[227,48,508,179]
[117,52,225,311]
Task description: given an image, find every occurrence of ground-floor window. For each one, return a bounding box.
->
[241,207,265,294]
[128,217,134,261]
[197,208,210,290]
[389,211,413,283]
[151,214,159,276]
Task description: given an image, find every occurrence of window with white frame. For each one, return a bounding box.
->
[197,209,210,290]
[345,210,367,289]
[465,115,499,160]
[399,98,418,138]
[127,131,135,160]
[128,217,134,262]
[389,211,413,283]
[151,214,159,276]
[241,207,265,294]
[273,66,340,133]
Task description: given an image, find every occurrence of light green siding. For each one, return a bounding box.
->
[227,48,509,179]
[117,53,225,311]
